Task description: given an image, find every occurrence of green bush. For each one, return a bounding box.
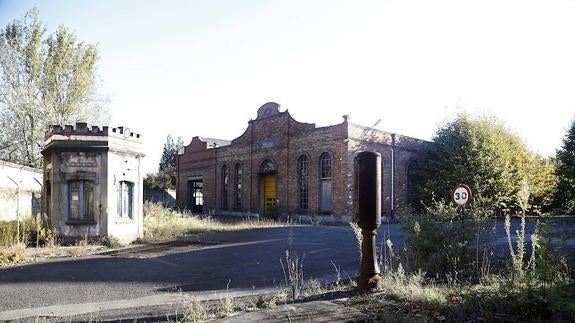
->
[399,200,490,279]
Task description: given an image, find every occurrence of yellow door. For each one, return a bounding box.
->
[263,175,277,218]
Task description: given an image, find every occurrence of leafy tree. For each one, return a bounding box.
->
[145,135,184,190]
[526,155,557,214]
[143,171,174,190]
[417,114,555,215]
[0,8,109,167]
[555,117,575,213]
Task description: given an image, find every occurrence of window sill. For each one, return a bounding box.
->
[66,220,97,226]
[115,218,134,224]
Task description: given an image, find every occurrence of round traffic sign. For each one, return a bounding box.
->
[451,184,472,207]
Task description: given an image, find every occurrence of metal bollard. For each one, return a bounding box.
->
[354,151,382,292]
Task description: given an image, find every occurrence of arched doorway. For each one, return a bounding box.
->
[259,159,277,218]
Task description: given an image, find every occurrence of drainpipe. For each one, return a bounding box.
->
[138,155,143,238]
[391,134,396,216]
[213,142,218,216]
[7,175,20,243]
[286,116,290,218]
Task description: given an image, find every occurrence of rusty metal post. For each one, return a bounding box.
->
[354,151,382,292]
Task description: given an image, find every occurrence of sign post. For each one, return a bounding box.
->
[451,184,472,243]
[451,184,472,208]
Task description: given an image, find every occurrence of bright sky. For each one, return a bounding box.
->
[1,0,574,174]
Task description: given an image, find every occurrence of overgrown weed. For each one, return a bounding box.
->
[143,202,283,241]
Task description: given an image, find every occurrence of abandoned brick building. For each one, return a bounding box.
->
[42,123,145,243]
[176,102,427,220]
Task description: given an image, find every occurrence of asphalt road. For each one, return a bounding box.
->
[0,218,573,314]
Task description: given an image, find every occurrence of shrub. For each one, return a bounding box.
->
[399,200,490,279]
[103,235,123,249]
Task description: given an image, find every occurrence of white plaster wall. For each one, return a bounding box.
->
[0,162,42,221]
[106,151,144,243]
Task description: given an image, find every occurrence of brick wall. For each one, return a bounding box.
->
[176,103,429,219]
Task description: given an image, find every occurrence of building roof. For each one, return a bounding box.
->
[198,137,231,148]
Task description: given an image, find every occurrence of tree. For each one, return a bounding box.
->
[145,135,184,190]
[159,135,176,173]
[527,155,557,214]
[0,8,109,167]
[555,117,575,213]
[417,114,556,214]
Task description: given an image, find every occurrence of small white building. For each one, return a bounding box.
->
[42,123,145,244]
[0,161,42,222]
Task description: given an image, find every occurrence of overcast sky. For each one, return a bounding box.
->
[1,0,574,173]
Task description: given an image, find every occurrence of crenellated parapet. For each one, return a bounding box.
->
[44,122,144,155]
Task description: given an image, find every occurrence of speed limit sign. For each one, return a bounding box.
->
[451,184,472,207]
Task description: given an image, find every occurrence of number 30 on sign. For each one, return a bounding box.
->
[451,184,472,207]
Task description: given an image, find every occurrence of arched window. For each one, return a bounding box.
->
[234,163,242,209]
[259,159,275,174]
[221,165,229,209]
[320,152,332,179]
[297,155,309,210]
[319,152,332,213]
[406,161,418,209]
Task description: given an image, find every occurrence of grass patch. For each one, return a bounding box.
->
[143,202,284,241]
[0,216,54,248]
[352,274,575,322]
[0,242,26,265]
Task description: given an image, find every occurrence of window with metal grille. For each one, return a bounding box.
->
[319,152,332,179]
[221,165,229,209]
[319,152,332,213]
[234,163,242,209]
[298,155,309,210]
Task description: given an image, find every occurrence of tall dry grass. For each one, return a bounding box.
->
[143,202,283,241]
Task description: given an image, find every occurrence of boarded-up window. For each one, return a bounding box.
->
[68,180,94,221]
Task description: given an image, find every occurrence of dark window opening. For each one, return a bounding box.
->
[67,180,94,222]
[188,179,203,214]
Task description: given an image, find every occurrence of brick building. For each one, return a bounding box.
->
[176,102,427,221]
